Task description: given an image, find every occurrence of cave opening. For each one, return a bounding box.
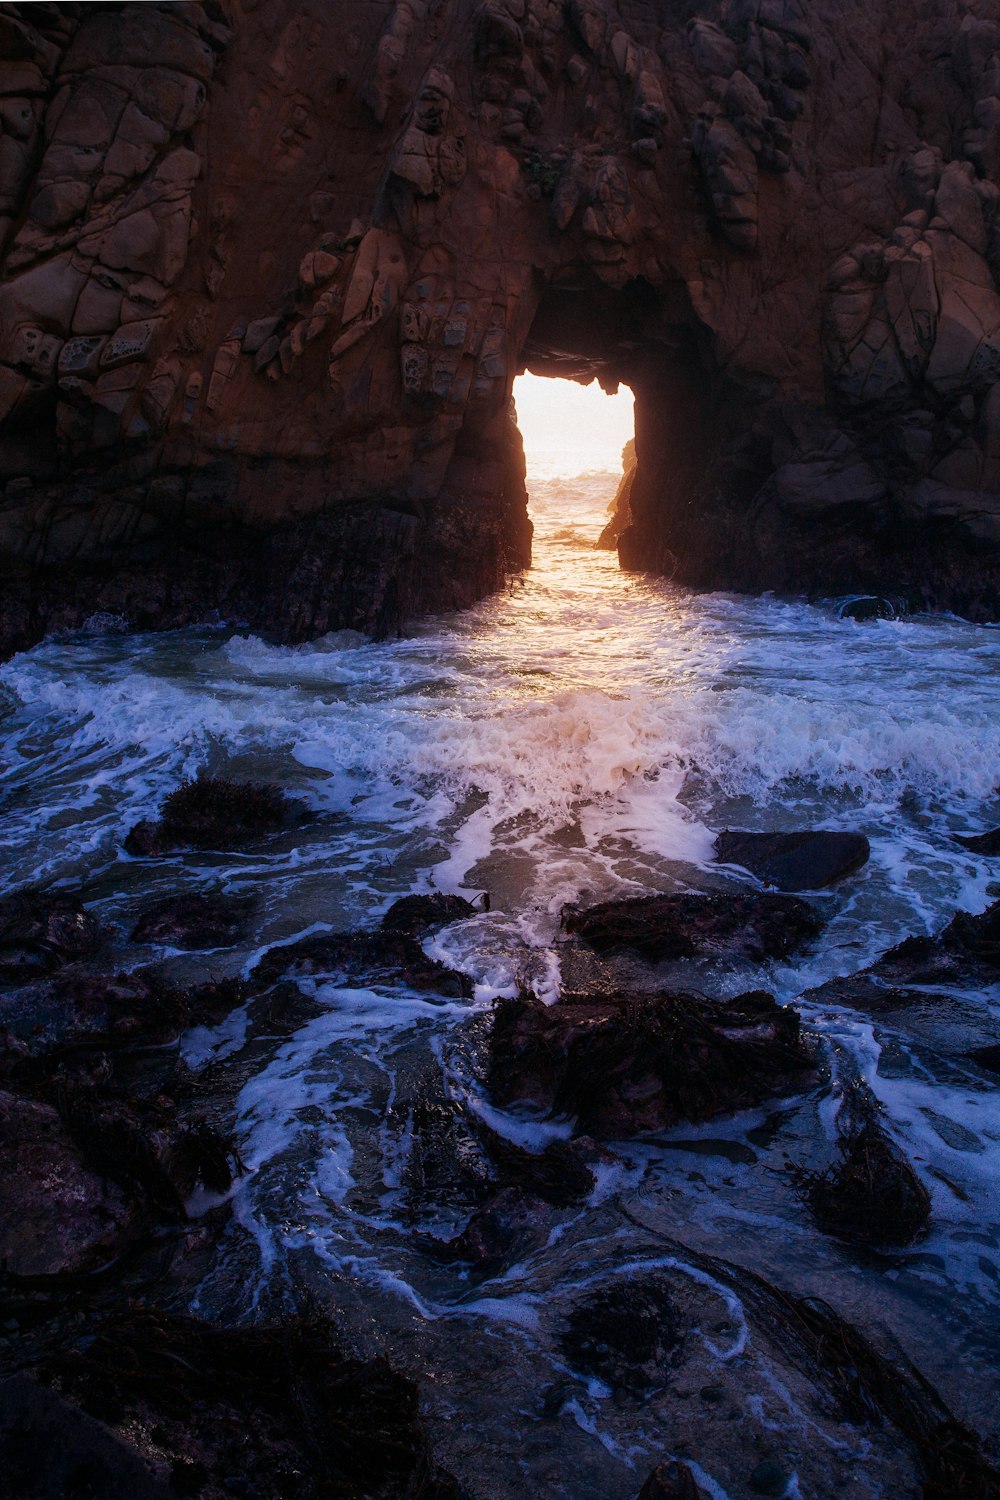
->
[512,371,635,533]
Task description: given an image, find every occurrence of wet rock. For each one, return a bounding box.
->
[124,774,296,855]
[31,1311,467,1500]
[430,1186,560,1271]
[561,1273,686,1395]
[954,827,1000,854]
[487,989,815,1138]
[804,1116,931,1247]
[563,891,824,963]
[637,1460,703,1499]
[476,1123,597,1206]
[715,830,870,890]
[0,889,104,981]
[0,1090,134,1274]
[1,969,243,1053]
[131,890,254,948]
[251,927,473,998]
[868,898,1000,987]
[380,891,477,937]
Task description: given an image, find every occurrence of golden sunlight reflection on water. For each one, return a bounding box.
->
[513,372,634,481]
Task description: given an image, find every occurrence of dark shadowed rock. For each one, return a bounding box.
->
[715,830,870,890]
[804,1120,931,1248]
[488,989,815,1138]
[30,1312,468,1500]
[955,828,1000,854]
[0,1090,134,1274]
[131,890,254,948]
[1,969,243,1053]
[250,927,473,998]
[0,1376,174,1500]
[563,891,824,963]
[124,775,296,855]
[380,892,477,937]
[561,1274,686,1395]
[637,1460,704,1499]
[967,1043,1000,1076]
[0,890,104,982]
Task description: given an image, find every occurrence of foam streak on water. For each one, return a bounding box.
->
[2,470,1000,1495]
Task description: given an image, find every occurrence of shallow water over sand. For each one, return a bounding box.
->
[2,470,999,1495]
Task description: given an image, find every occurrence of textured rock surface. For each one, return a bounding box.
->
[3,0,1000,654]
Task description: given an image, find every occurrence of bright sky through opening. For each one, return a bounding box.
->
[513,372,634,482]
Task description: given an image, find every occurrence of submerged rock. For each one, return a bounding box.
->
[487,989,815,1138]
[131,890,254,948]
[563,891,824,964]
[804,1120,931,1248]
[561,1274,686,1395]
[380,892,477,936]
[715,830,870,891]
[251,927,473,998]
[0,890,104,982]
[124,774,296,855]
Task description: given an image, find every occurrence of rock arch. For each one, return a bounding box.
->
[2,0,1000,656]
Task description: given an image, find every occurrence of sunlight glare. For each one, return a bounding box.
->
[513,372,634,481]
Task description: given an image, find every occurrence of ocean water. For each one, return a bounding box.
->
[2,469,999,1495]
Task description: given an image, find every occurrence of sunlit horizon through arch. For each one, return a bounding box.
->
[513,372,634,483]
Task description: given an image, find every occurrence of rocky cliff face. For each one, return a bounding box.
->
[2,0,1000,654]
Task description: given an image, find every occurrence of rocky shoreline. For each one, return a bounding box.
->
[2,776,999,1497]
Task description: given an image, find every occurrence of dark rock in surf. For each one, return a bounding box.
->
[804,1120,931,1247]
[563,891,824,964]
[1,969,242,1054]
[425,1187,560,1271]
[870,898,1000,987]
[637,1460,704,1500]
[381,892,477,937]
[561,1274,686,1396]
[0,890,104,982]
[124,774,296,856]
[954,827,1000,854]
[967,1043,1000,1076]
[715,830,870,891]
[131,891,254,949]
[475,1123,597,1207]
[250,927,473,998]
[487,989,815,1138]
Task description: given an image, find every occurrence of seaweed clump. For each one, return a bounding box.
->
[804,1116,931,1248]
[125,775,293,855]
[560,1274,686,1395]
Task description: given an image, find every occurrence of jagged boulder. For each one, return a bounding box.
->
[563,890,824,963]
[487,988,816,1138]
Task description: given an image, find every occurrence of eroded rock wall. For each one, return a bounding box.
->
[2,0,1000,653]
